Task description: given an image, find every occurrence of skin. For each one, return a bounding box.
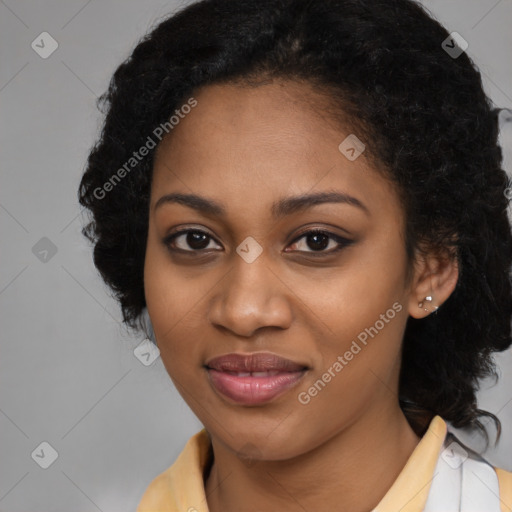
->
[143,79,459,512]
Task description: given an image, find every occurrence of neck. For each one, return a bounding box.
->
[205,403,421,512]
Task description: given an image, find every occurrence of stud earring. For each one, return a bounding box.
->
[418,295,439,312]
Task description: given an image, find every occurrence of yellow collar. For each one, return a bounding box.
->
[373,415,447,511]
[137,415,449,512]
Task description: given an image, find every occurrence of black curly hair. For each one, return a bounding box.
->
[78,0,512,442]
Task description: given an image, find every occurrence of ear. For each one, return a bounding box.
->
[407,246,459,319]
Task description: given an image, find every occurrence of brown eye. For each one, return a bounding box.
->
[163,228,353,256]
[287,229,353,255]
[164,230,221,252]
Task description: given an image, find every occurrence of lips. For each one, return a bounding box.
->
[206,352,307,373]
[205,352,308,405]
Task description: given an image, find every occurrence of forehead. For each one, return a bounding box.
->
[150,80,401,225]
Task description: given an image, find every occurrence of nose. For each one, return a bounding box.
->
[207,253,293,338]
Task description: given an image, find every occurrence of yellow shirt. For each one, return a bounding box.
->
[137,415,512,512]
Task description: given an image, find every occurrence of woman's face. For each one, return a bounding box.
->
[144,79,419,460]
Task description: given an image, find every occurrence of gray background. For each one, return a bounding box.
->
[1,1,511,511]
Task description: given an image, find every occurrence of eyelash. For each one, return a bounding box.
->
[163,228,353,256]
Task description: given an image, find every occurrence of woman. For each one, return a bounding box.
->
[78,0,512,510]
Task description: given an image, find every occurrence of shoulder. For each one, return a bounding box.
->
[136,428,212,512]
[136,465,176,512]
[495,466,512,512]
[457,440,512,512]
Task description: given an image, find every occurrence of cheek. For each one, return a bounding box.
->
[143,236,198,365]
[294,300,406,439]
[289,242,406,351]
[339,233,407,333]
[291,236,408,397]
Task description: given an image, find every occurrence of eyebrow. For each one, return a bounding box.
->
[154,190,370,218]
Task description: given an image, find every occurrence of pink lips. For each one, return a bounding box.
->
[205,352,308,405]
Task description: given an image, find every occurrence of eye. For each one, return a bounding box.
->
[163,227,353,255]
[163,229,222,253]
[286,229,353,255]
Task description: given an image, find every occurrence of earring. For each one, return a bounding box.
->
[418,273,440,314]
[418,295,439,312]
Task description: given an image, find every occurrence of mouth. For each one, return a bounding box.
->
[204,352,309,405]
